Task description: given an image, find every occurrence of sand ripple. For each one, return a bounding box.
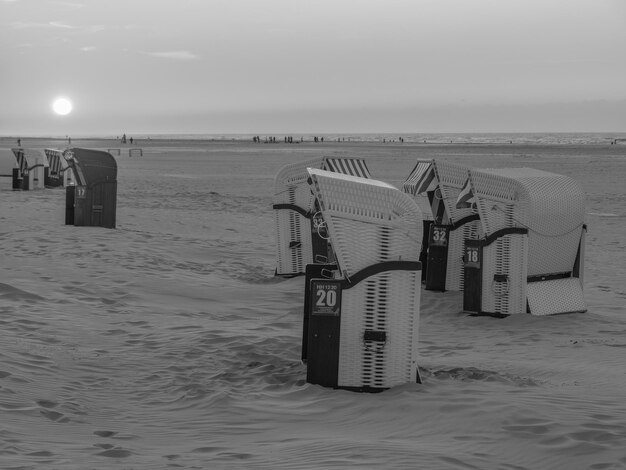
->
[1,140,626,468]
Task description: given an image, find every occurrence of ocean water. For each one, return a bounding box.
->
[1,140,626,469]
[122,132,626,146]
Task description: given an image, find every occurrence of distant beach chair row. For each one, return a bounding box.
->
[2,148,75,190]
[273,156,587,391]
[1,146,138,191]
[3,148,118,229]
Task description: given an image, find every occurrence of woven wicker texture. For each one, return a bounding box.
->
[480,234,529,315]
[274,209,313,274]
[446,221,482,291]
[273,157,371,275]
[337,270,421,388]
[431,160,477,224]
[273,157,323,207]
[527,278,586,316]
[307,169,423,279]
[468,168,585,276]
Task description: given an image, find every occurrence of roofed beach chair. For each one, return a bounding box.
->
[63,148,118,228]
[11,148,47,190]
[44,148,74,187]
[403,159,483,291]
[458,167,586,316]
[273,157,371,276]
[303,169,423,391]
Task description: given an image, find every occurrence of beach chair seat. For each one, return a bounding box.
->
[403,159,483,291]
[459,167,586,316]
[273,157,371,276]
[303,169,422,391]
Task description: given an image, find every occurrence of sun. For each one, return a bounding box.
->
[52,97,73,116]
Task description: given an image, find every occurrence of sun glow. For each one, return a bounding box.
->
[52,97,73,115]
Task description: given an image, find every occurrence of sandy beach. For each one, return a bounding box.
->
[1,136,625,469]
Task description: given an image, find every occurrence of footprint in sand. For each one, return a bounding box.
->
[95,448,132,458]
[36,399,58,408]
[93,432,131,458]
[40,409,69,423]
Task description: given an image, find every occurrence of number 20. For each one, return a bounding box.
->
[316,289,336,307]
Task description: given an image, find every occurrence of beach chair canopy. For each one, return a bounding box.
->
[459,167,585,277]
[403,160,436,196]
[307,168,422,279]
[273,156,371,209]
[63,148,117,187]
[403,159,478,225]
[11,148,48,175]
[44,148,69,176]
[273,156,372,275]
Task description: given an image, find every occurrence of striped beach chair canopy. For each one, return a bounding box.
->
[404,159,477,225]
[44,148,69,176]
[403,160,436,196]
[321,157,371,178]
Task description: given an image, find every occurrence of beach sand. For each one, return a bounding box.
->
[1,136,625,469]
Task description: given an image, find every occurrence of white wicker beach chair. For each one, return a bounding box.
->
[11,148,47,190]
[403,159,483,291]
[273,157,371,276]
[304,168,422,391]
[459,167,586,316]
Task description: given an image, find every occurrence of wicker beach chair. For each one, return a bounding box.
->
[459,167,586,316]
[304,169,422,391]
[62,148,118,228]
[273,157,371,276]
[11,148,47,190]
[403,159,483,291]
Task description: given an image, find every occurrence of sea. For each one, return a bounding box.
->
[45,132,626,146]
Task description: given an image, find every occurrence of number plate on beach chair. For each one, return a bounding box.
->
[311,280,342,316]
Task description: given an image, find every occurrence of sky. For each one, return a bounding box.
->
[1,0,625,136]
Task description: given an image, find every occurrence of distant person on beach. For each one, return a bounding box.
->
[122,133,127,144]
[130,137,134,145]
[17,138,21,146]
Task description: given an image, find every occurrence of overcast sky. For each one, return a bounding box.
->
[1,0,625,136]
